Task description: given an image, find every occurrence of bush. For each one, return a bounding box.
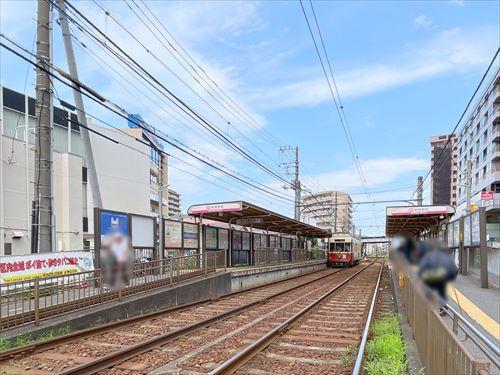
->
[365,313,406,375]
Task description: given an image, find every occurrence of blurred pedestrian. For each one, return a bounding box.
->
[418,239,458,316]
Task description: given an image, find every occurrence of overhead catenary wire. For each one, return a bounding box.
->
[55,0,296,191]
[0,39,300,206]
[299,0,379,229]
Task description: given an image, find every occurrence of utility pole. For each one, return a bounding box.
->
[334,191,338,234]
[32,0,54,253]
[466,160,472,211]
[158,152,168,259]
[279,145,301,221]
[417,176,423,206]
[57,0,102,210]
[293,146,301,221]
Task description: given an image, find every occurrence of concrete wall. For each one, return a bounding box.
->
[1,136,83,255]
[230,260,327,291]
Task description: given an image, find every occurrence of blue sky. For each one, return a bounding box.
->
[1,0,499,235]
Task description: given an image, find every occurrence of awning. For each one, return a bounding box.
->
[187,201,331,237]
[385,205,455,237]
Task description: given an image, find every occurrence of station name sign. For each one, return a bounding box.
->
[188,202,243,214]
[235,217,264,226]
[387,206,451,217]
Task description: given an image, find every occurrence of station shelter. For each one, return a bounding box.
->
[187,201,331,267]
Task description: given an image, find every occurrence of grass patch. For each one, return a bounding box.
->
[364,313,407,375]
[0,325,71,352]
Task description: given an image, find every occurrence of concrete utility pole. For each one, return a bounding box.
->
[334,191,338,234]
[279,145,302,221]
[32,0,54,253]
[466,160,472,211]
[158,152,168,259]
[294,146,301,221]
[416,176,423,206]
[56,0,102,209]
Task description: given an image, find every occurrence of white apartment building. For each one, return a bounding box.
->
[303,190,353,234]
[456,69,500,206]
[0,87,170,255]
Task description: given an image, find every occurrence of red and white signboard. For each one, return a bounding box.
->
[481,191,494,207]
[387,206,452,217]
[0,251,94,284]
[188,202,242,214]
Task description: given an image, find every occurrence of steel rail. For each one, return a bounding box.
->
[0,261,331,362]
[56,265,363,374]
[352,261,384,374]
[209,261,381,374]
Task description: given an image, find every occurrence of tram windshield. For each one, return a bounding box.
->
[329,242,353,252]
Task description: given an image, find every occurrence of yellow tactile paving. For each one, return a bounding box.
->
[448,285,500,340]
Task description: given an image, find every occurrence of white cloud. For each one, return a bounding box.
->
[414,14,433,29]
[449,0,465,6]
[309,157,429,190]
[244,26,497,110]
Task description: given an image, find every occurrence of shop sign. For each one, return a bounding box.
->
[0,251,94,284]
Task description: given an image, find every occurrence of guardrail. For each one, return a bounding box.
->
[392,254,491,374]
[0,250,226,330]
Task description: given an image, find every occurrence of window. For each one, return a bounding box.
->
[82,167,87,183]
[483,166,487,179]
[4,243,12,256]
[150,172,158,184]
[484,129,488,142]
[483,148,488,160]
[82,182,87,218]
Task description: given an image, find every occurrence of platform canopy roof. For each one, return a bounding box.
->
[187,201,331,238]
[385,205,455,237]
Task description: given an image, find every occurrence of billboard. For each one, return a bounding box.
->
[165,220,182,248]
[0,251,94,284]
[205,227,218,249]
[100,210,129,240]
[131,215,155,248]
[183,223,199,249]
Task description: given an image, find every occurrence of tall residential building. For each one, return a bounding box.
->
[0,87,169,255]
[430,134,458,206]
[167,189,182,218]
[456,68,500,206]
[303,190,353,234]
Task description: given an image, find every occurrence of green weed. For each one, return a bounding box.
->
[364,313,407,375]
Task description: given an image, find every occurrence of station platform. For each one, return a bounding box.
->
[447,274,500,342]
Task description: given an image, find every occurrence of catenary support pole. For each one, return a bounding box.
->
[294,146,301,221]
[57,0,103,214]
[33,0,54,253]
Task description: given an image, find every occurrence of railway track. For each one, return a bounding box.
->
[0,266,346,374]
[0,261,382,374]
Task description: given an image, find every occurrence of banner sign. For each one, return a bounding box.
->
[183,223,199,249]
[165,220,182,248]
[0,251,94,283]
[188,202,242,214]
[463,215,471,247]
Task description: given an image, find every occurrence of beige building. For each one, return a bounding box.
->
[0,87,172,255]
[303,190,353,234]
[430,134,458,206]
[167,189,181,218]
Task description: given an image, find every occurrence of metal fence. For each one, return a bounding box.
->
[0,250,226,330]
[392,254,491,374]
[254,247,323,265]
